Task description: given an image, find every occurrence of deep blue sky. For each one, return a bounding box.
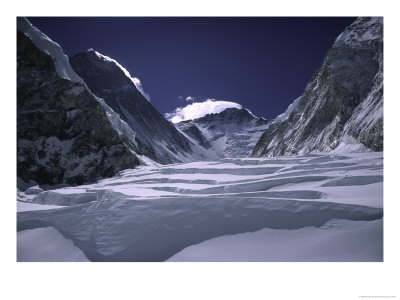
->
[28,17,356,119]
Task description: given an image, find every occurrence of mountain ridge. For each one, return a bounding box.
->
[252,17,383,157]
[17,18,142,188]
[69,50,198,164]
[17,16,383,190]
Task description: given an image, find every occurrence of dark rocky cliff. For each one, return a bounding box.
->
[252,17,383,157]
[70,50,195,164]
[17,19,141,187]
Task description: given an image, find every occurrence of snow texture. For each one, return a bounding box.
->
[175,107,270,158]
[17,152,382,262]
[17,201,65,212]
[168,219,382,262]
[17,227,89,262]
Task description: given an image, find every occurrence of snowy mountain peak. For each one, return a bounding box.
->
[165,99,245,123]
[191,107,259,124]
[72,50,150,101]
[174,103,269,158]
[70,51,196,164]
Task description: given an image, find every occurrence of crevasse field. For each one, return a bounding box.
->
[17,152,383,262]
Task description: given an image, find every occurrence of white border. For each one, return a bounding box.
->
[1,1,399,299]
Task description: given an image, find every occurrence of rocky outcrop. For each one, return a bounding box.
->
[70,50,195,164]
[252,17,383,157]
[17,18,141,187]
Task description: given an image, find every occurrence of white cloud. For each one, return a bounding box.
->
[165,99,243,123]
[92,50,151,101]
[185,96,195,102]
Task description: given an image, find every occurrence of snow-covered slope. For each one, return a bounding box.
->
[175,107,270,158]
[252,17,383,157]
[17,227,89,262]
[17,152,382,261]
[168,218,382,262]
[69,50,197,164]
[17,17,142,187]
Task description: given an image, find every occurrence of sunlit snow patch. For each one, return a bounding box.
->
[17,227,89,262]
[165,99,244,123]
[167,219,383,262]
[17,152,383,262]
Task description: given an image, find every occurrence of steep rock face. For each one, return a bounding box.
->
[252,17,383,157]
[70,50,194,164]
[176,107,269,158]
[17,18,141,187]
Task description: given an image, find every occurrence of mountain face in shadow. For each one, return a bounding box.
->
[70,50,195,164]
[17,18,141,187]
[252,17,383,157]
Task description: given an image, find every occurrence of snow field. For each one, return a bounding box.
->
[17,152,383,261]
[168,218,383,262]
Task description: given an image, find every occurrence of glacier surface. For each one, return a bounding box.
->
[17,152,383,262]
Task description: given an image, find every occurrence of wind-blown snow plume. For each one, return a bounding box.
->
[131,77,151,101]
[89,49,150,101]
[165,99,243,123]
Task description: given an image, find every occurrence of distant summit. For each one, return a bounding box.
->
[165,99,244,123]
[175,106,270,158]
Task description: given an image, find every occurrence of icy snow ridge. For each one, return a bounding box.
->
[17,152,383,261]
[17,18,84,84]
[17,17,138,150]
[88,49,150,101]
[69,50,194,164]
